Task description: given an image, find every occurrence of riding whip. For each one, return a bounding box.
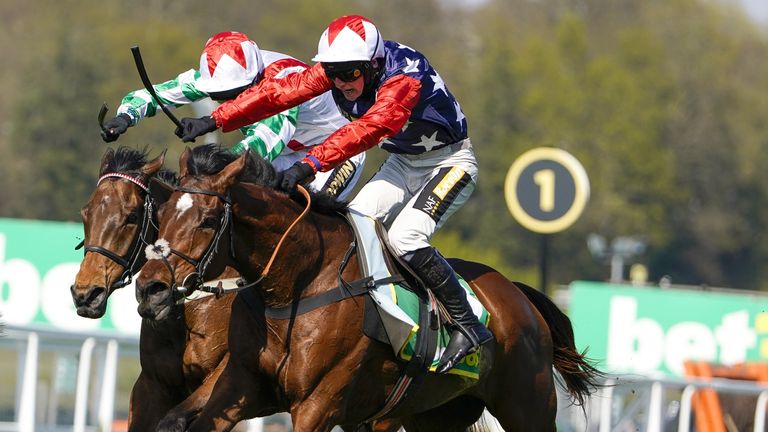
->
[130,46,182,129]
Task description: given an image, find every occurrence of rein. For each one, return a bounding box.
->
[76,173,156,289]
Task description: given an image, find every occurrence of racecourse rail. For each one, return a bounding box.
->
[2,325,767,431]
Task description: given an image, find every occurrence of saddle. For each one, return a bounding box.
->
[345,210,489,379]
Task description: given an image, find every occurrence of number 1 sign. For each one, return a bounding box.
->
[504,147,590,234]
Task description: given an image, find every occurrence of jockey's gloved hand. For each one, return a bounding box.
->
[279,161,315,192]
[176,116,217,143]
[101,113,132,143]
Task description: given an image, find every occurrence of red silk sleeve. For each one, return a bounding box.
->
[306,74,422,171]
[212,62,333,132]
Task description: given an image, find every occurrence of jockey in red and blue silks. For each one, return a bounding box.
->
[178,15,493,374]
[101,31,363,200]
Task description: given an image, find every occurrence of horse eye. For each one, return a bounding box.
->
[126,211,139,225]
[200,216,219,230]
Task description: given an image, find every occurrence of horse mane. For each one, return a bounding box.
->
[187,143,347,213]
[102,146,151,176]
[102,146,178,186]
[155,169,179,187]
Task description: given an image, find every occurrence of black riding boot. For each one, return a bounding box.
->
[404,247,493,374]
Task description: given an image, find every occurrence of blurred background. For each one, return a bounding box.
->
[2,0,768,289]
[0,0,767,431]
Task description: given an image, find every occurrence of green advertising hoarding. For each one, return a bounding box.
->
[569,281,768,376]
[0,218,140,336]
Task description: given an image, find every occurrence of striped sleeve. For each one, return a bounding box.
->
[116,69,208,124]
[230,105,299,161]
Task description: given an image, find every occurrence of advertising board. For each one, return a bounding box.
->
[569,281,768,376]
[0,218,140,336]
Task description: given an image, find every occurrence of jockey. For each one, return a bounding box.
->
[177,16,493,374]
[101,31,364,200]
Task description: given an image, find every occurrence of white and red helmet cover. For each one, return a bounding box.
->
[196,31,264,93]
[312,15,384,63]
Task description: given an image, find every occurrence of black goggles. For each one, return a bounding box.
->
[207,80,255,102]
[323,62,365,83]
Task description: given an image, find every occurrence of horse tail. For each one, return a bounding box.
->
[515,281,603,406]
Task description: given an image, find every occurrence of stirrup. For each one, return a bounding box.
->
[436,331,475,374]
[435,325,492,374]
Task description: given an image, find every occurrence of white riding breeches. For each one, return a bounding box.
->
[348,139,477,257]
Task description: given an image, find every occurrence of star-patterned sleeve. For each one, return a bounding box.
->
[304,74,422,172]
[117,69,208,124]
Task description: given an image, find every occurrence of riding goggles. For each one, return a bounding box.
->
[322,62,365,82]
[207,82,254,102]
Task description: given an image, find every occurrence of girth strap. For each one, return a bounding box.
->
[262,239,404,320]
[363,290,439,423]
[264,274,404,319]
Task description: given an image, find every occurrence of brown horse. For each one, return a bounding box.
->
[71,147,240,431]
[71,146,401,432]
[136,145,600,432]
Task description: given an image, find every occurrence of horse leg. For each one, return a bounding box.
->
[155,355,230,432]
[126,371,183,432]
[485,360,557,432]
[291,406,336,432]
[399,396,484,432]
[186,360,275,432]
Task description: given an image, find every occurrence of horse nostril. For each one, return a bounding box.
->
[71,285,89,305]
[70,285,83,304]
[137,280,169,301]
[148,281,168,295]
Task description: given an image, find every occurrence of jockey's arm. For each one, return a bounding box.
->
[230,106,299,161]
[116,69,208,125]
[304,74,422,172]
[213,63,332,132]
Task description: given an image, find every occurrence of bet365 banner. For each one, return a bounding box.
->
[0,218,140,336]
[569,281,768,376]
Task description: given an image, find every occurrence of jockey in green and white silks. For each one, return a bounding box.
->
[102,31,364,200]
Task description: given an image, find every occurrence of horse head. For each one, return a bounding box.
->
[134,145,257,320]
[134,143,336,320]
[71,147,173,318]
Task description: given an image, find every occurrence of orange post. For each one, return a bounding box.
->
[683,360,726,432]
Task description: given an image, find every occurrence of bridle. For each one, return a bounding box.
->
[145,185,311,297]
[76,172,157,290]
[147,185,235,296]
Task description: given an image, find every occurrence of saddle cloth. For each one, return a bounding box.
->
[347,209,490,378]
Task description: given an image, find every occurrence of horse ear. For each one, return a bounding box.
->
[142,149,167,177]
[213,151,248,190]
[179,146,192,177]
[98,148,115,176]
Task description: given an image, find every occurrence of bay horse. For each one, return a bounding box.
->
[71,146,402,432]
[135,145,600,432]
[71,146,240,431]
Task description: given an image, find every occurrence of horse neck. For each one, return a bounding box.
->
[231,186,354,306]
